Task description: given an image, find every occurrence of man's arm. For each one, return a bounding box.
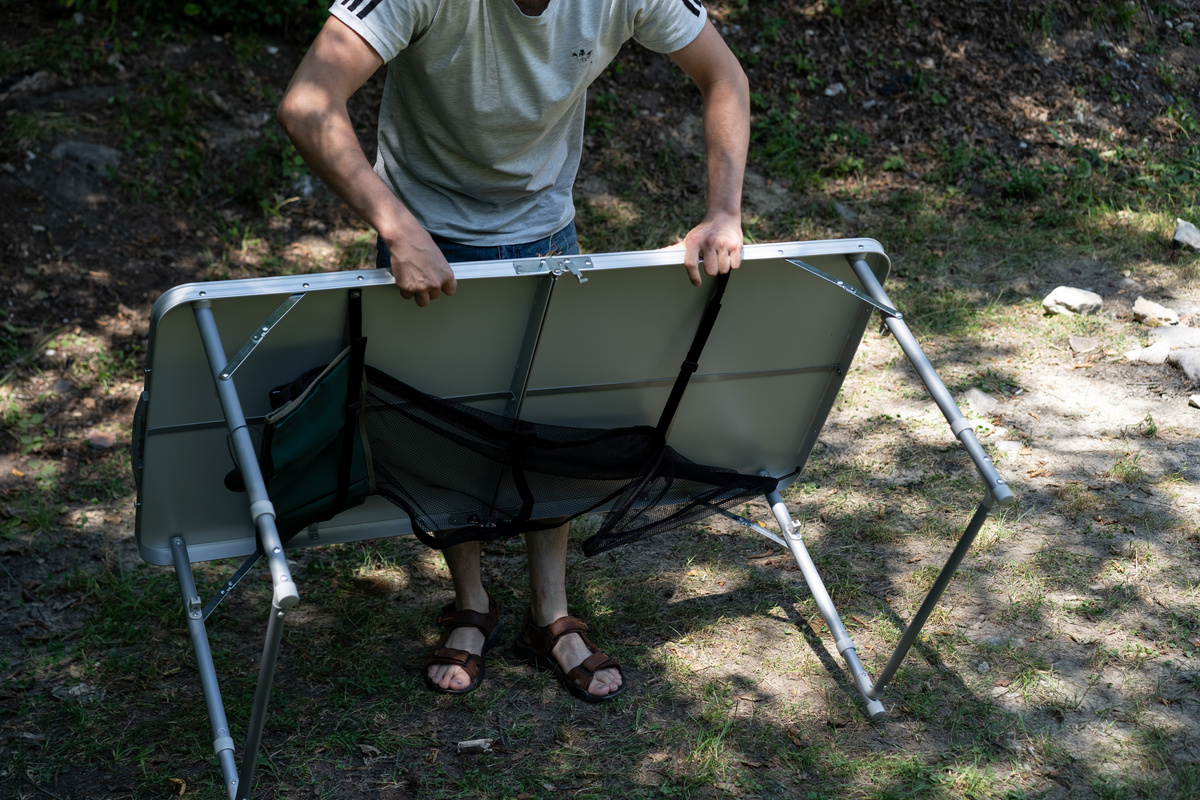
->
[668,22,750,287]
[276,16,455,307]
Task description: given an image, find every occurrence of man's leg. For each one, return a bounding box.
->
[525,523,622,697]
[426,540,490,691]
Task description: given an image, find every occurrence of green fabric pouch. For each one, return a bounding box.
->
[259,289,373,541]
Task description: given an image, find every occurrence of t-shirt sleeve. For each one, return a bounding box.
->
[328,0,436,62]
[630,0,708,54]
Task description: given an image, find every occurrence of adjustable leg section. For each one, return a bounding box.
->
[766,490,886,719]
[189,299,301,798]
[171,538,241,800]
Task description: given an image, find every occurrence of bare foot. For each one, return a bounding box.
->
[426,625,485,691]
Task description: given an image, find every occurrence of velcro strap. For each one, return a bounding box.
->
[428,647,471,667]
[580,652,615,674]
[545,615,588,640]
[437,609,490,630]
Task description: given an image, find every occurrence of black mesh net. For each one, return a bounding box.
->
[362,367,778,555]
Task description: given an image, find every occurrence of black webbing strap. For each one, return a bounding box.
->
[335,289,366,509]
[655,271,730,435]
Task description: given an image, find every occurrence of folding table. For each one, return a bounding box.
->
[133,239,1014,799]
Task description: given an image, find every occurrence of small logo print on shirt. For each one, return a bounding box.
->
[571,49,594,63]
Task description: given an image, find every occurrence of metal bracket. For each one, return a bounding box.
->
[785,259,900,319]
[219,293,305,381]
[513,256,593,284]
[201,553,262,621]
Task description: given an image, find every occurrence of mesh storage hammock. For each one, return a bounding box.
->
[361,272,777,556]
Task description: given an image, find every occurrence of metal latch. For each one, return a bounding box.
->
[513,256,592,284]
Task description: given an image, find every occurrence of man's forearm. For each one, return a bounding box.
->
[698,69,750,221]
[277,88,420,245]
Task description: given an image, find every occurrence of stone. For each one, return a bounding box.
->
[87,431,117,449]
[1042,286,1102,316]
[824,82,845,97]
[1174,218,1200,251]
[995,441,1023,456]
[962,387,999,415]
[1068,335,1099,353]
[50,140,123,175]
[976,661,990,673]
[832,201,859,224]
[1167,349,1200,382]
[1190,395,1200,409]
[1148,327,1200,350]
[1130,341,1172,364]
[1133,297,1180,327]
[53,379,71,394]
[1117,277,1145,292]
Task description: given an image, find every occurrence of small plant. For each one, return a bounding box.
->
[1108,451,1146,483]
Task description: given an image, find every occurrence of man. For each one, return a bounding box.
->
[277,0,749,702]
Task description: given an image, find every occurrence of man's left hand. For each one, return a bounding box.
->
[682,211,743,287]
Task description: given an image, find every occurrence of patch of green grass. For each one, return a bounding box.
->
[0,110,77,153]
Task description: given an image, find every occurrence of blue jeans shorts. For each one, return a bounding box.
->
[375,221,579,267]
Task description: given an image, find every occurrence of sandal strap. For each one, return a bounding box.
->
[566,652,620,691]
[522,613,588,653]
[425,647,482,679]
[434,593,500,640]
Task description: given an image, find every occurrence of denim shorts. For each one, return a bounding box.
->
[376,221,579,267]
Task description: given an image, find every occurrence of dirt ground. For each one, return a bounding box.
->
[2,2,1200,798]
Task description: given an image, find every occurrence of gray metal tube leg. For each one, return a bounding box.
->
[170,537,241,800]
[767,491,886,718]
[871,494,995,695]
[236,600,289,800]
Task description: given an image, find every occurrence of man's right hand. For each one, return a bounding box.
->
[384,229,457,307]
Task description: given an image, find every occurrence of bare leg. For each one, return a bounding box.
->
[426,540,490,691]
[525,523,622,697]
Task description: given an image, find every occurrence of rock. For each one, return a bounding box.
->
[991,685,1009,697]
[976,661,990,674]
[995,441,1023,456]
[1043,286,1102,316]
[1167,349,1200,382]
[1128,341,1172,364]
[962,387,999,415]
[832,201,859,224]
[1117,277,1145,292]
[1148,327,1200,349]
[87,431,117,449]
[1175,218,1200,251]
[824,82,845,97]
[50,140,123,175]
[1190,395,1200,409]
[53,379,72,394]
[1133,297,1180,327]
[1068,335,1098,353]
[742,169,792,216]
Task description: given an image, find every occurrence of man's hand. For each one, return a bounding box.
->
[383,227,458,307]
[681,210,743,287]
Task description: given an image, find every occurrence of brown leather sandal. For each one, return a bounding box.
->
[513,611,626,704]
[423,594,502,695]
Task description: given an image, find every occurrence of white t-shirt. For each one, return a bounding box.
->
[329,0,707,245]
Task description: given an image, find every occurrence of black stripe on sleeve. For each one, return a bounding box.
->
[356,0,384,18]
[680,0,702,16]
